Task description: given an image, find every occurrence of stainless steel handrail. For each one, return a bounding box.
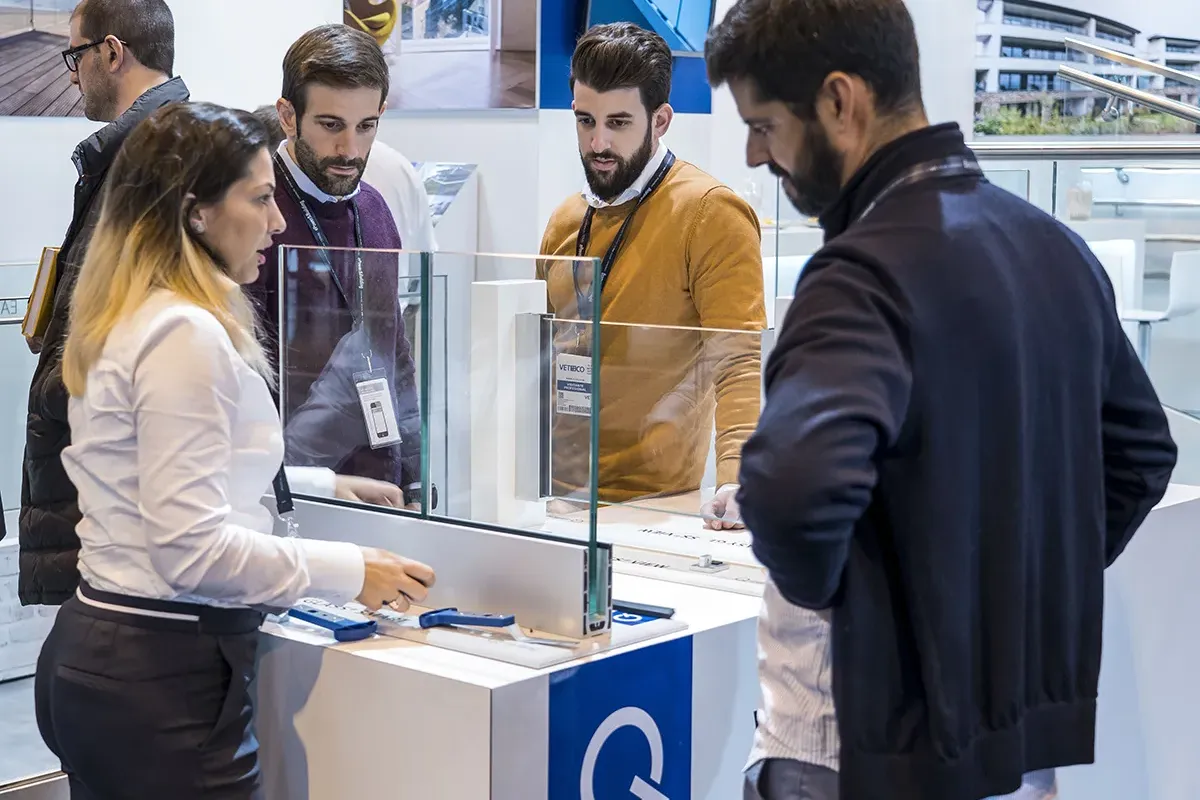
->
[1094,199,1200,208]
[1146,235,1200,243]
[1057,67,1200,125]
[970,142,1200,158]
[1063,37,1200,88]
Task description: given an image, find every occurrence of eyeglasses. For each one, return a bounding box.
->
[61,38,125,73]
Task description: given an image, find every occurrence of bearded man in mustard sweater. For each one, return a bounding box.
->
[539,22,767,529]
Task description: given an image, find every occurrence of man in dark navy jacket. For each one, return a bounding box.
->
[707,2,1178,799]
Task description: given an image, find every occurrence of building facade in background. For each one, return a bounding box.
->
[974,0,1200,135]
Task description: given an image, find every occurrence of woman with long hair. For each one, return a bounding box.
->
[35,101,434,799]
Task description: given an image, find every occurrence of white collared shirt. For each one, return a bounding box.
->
[62,291,366,609]
[582,140,668,209]
[364,140,438,252]
[276,140,362,203]
[748,579,840,772]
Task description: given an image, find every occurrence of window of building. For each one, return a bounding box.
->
[999,43,1084,62]
[1137,76,1154,90]
[1095,29,1135,47]
[1001,13,1085,35]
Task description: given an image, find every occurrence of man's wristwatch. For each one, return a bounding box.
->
[403,484,437,509]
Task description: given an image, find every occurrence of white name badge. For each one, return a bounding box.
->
[354,371,402,449]
[555,353,592,417]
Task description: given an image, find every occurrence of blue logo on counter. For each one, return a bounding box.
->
[612,611,654,626]
[548,637,692,799]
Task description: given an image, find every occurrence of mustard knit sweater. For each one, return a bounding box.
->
[538,158,767,504]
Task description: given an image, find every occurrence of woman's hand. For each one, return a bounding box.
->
[356,547,435,611]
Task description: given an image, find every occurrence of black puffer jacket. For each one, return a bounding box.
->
[14,78,190,605]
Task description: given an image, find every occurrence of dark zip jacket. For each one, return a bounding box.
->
[737,123,1176,800]
[13,77,191,605]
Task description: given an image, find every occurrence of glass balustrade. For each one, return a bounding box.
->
[0,260,59,792]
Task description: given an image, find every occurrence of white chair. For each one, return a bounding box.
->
[1087,239,1138,311]
[1120,250,1200,364]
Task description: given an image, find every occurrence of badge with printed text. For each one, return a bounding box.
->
[555,353,592,417]
[353,369,402,449]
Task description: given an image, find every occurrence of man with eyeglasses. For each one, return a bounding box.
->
[14,0,189,609]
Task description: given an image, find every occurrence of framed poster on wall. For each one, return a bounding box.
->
[345,0,538,110]
[0,0,78,117]
[538,0,714,113]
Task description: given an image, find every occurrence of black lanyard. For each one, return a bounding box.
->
[855,155,984,224]
[573,150,677,317]
[273,468,294,516]
[274,152,365,321]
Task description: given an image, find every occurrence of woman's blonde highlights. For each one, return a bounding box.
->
[61,103,275,397]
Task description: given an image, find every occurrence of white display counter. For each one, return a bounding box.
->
[254,571,761,800]
[252,485,1200,800]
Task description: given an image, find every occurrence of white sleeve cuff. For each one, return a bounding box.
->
[284,466,337,498]
[300,539,365,604]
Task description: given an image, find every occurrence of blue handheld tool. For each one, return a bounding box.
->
[418,608,515,629]
[289,603,378,642]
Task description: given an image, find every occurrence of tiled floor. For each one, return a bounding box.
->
[0,677,59,786]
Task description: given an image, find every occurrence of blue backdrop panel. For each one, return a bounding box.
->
[539,0,714,113]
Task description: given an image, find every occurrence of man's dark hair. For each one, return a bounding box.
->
[282,24,389,120]
[705,0,923,118]
[71,0,174,76]
[570,23,672,112]
[252,105,286,151]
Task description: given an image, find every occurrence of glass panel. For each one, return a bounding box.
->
[0,262,60,787]
[982,168,1031,200]
[1166,407,1200,486]
[276,245,430,516]
[277,247,609,628]
[1047,160,1200,407]
[542,320,767,587]
[761,178,821,322]
[421,251,606,625]
[0,264,36,517]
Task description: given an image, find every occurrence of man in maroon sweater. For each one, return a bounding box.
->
[251,24,423,509]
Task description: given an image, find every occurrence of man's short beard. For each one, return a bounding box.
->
[294,124,368,198]
[82,69,120,122]
[581,124,654,203]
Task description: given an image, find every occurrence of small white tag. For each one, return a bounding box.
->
[555,353,592,417]
[355,376,402,449]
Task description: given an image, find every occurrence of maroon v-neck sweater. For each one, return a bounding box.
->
[248,163,420,488]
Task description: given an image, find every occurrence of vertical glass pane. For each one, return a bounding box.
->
[1053,161,1200,411]
[533,320,767,586]
[983,168,1031,200]
[422,252,607,629]
[276,245,427,516]
[1167,407,1200,485]
[764,176,825,317]
[0,262,60,787]
[0,264,35,519]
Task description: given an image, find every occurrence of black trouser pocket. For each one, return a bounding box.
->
[37,601,262,800]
